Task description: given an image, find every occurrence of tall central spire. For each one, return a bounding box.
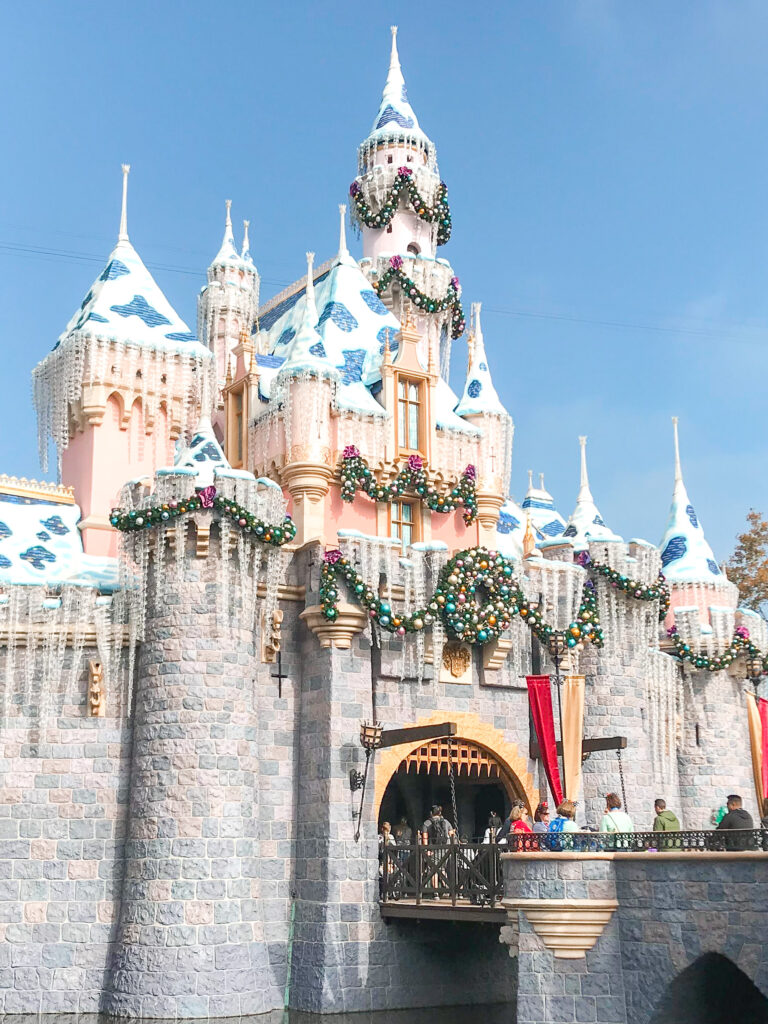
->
[578,435,593,501]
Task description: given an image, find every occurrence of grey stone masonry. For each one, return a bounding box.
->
[104,522,279,1019]
[502,851,768,1024]
[0,647,131,1015]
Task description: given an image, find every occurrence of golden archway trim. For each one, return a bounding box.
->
[374,711,539,816]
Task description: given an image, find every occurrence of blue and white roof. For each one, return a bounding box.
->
[561,437,621,551]
[0,485,117,590]
[55,168,205,356]
[659,419,722,583]
[495,496,526,561]
[521,471,567,539]
[210,200,255,273]
[455,303,507,418]
[365,27,432,152]
[159,415,256,487]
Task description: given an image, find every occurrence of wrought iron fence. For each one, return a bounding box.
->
[380,843,503,907]
[505,829,768,853]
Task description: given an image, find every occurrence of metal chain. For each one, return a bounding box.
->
[617,747,628,815]
[448,737,459,838]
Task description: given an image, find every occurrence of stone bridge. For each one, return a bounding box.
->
[500,850,768,1023]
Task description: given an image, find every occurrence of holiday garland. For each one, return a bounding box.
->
[349,167,452,245]
[339,448,478,525]
[110,485,296,547]
[320,545,603,656]
[579,553,671,622]
[665,623,768,674]
[374,257,466,339]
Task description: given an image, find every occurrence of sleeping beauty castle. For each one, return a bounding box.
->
[1,27,768,1024]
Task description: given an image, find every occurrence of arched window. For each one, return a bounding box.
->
[407,242,420,256]
[128,399,145,464]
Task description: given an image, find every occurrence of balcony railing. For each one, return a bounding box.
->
[380,843,503,907]
[504,829,768,853]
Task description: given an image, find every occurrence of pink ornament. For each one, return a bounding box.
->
[736,625,750,640]
[389,255,404,270]
[343,445,360,459]
[397,166,413,177]
[407,454,424,471]
[324,549,343,564]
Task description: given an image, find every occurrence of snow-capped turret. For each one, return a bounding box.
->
[521,471,567,539]
[199,200,260,434]
[276,253,339,381]
[455,303,507,418]
[659,418,722,582]
[562,436,621,550]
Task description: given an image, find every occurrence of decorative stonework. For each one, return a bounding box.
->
[441,641,471,682]
[482,636,513,670]
[87,659,106,717]
[504,898,619,959]
[300,602,368,649]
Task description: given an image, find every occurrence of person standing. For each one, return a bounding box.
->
[497,806,532,842]
[488,810,502,833]
[422,805,452,845]
[532,802,550,833]
[393,816,413,845]
[652,798,680,832]
[716,794,754,851]
[600,793,634,833]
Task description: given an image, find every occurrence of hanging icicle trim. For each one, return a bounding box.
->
[665,622,768,674]
[110,484,296,546]
[578,551,671,622]
[339,448,477,525]
[374,257,466,338]
[349,167,452,245]
[320,546,604,654]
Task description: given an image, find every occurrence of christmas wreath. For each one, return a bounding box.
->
[349,167,452,245]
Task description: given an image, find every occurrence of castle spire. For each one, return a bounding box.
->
[563,436,620,550]
[337,204,349,260]
[118,164,130,243]
[213,199,240,264]
[367,25,425,140]
[277,252,338,380]
[241,219,253,263]
[522,469,567,540]
[455,303,507,417]
[659,418,722,582]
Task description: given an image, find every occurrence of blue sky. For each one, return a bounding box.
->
[1,0,767,558]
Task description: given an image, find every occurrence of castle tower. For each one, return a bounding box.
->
[105,458,285,1018]
[521,470,567,539]
[32,165,212,557]
[454,303,514,543]
[198,202,260,440]
[353,27,463,370]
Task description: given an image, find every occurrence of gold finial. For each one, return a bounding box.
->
[523,514,536,560]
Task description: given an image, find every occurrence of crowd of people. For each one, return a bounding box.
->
[379,793,768,852]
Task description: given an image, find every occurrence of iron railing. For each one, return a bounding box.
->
[380,843,503,907]
[505,829,768,853]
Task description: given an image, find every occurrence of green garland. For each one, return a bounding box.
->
[320,546,603,655]
[586,558,671,622]
[349,168,452,245]
[666,624,768,674]
[110,484,296,547]
[340,448,477,525]
[374,258,466,339]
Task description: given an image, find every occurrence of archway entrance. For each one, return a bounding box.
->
[378,736,528,842]
[649,952,768,1024]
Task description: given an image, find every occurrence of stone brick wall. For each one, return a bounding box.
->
[0,647,131,1014]
[502,852,768,1024]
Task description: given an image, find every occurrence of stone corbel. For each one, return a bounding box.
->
[503,898,619,959]
[300,603,367,649]
[482,636,513,671]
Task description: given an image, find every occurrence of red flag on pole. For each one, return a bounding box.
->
[526,675,563,806]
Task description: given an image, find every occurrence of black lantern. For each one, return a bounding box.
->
[351,721,382,841]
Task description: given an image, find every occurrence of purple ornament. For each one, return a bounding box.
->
[576,550,591,568]
[735,625,750,640]
[324,549,343,564]
[343,445,360,459]
[666,624,678,638]
[463,464,476,481]
[397,166,413,177]
[349,181,361,197]
[197,485,217,509]
[450,276,460,291]
[389,255,404,270]
[407,454,424,471]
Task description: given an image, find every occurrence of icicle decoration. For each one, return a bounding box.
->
[647,650,681,789]
[32,333,213,474]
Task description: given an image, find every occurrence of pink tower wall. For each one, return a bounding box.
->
[62,395,172,558]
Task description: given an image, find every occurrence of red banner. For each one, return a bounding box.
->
[759,698,768,802]
[526,675,563,806]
